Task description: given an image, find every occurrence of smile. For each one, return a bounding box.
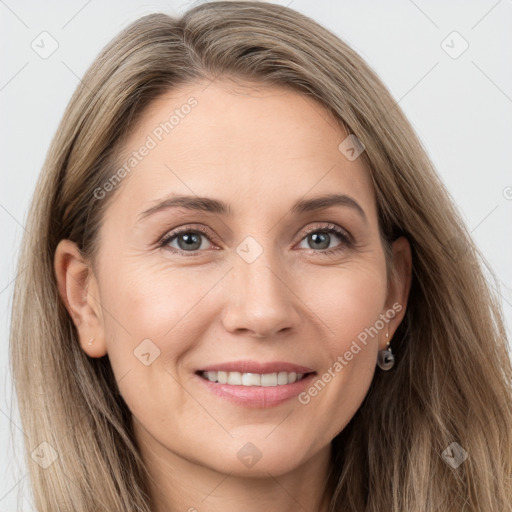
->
[194,361,317,408]
[199,370,308,387]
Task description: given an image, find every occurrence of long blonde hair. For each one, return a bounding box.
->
[10,2,512,510]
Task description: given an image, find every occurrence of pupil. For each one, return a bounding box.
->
[179,233,201,250]
[310,232,329,250]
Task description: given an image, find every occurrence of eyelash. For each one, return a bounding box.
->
[158,223,354,257]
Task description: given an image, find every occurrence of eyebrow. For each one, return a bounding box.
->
[138,193,367,223]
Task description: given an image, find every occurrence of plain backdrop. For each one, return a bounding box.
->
[1,0,511,509]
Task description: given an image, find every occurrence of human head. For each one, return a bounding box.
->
[10,2,511,511]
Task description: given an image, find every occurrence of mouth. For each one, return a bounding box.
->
[194,361,317,408]
[196,370,313,387]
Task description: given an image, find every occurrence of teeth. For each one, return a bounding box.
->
[261,373,277,387]
[242,373,261,386]
[201,370,305,386]
[227,372,242,385]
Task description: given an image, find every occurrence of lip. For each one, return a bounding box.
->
[198,360,314,374]
[195,360,317,408]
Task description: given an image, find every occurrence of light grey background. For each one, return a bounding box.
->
[1,0,511,509]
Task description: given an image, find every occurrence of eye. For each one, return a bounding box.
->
[158,222,353,256]
[297,223,353,254]
[159,226,215,254]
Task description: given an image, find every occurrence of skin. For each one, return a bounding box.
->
[55,78,412,512]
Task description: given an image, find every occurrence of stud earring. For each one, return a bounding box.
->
[88,338,94,346]
[377,331,395,371]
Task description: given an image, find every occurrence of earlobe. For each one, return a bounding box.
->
[380,236,412,349]
[54,239,107,358]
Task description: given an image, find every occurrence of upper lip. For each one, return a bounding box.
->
[198,360,315,374]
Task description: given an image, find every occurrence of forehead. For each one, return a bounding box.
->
[110,78,377,221]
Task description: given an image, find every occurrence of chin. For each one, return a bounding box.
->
[199,435,322,477]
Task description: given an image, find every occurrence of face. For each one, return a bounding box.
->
[57,78,410,480]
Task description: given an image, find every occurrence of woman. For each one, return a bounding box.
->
[10,1,512,511]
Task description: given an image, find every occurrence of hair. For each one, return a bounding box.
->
[9,1,512,511]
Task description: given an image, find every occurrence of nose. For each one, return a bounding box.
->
[220,248,301,339]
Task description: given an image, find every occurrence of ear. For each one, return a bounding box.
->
[379,236,412,350]
[54,239,107,358]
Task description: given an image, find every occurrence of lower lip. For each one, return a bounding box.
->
[195,372,317,408]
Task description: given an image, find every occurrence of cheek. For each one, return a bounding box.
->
[96,259,225,403]
[99,257,217,343]
[304,258,388,349]
[295,261,387,435]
